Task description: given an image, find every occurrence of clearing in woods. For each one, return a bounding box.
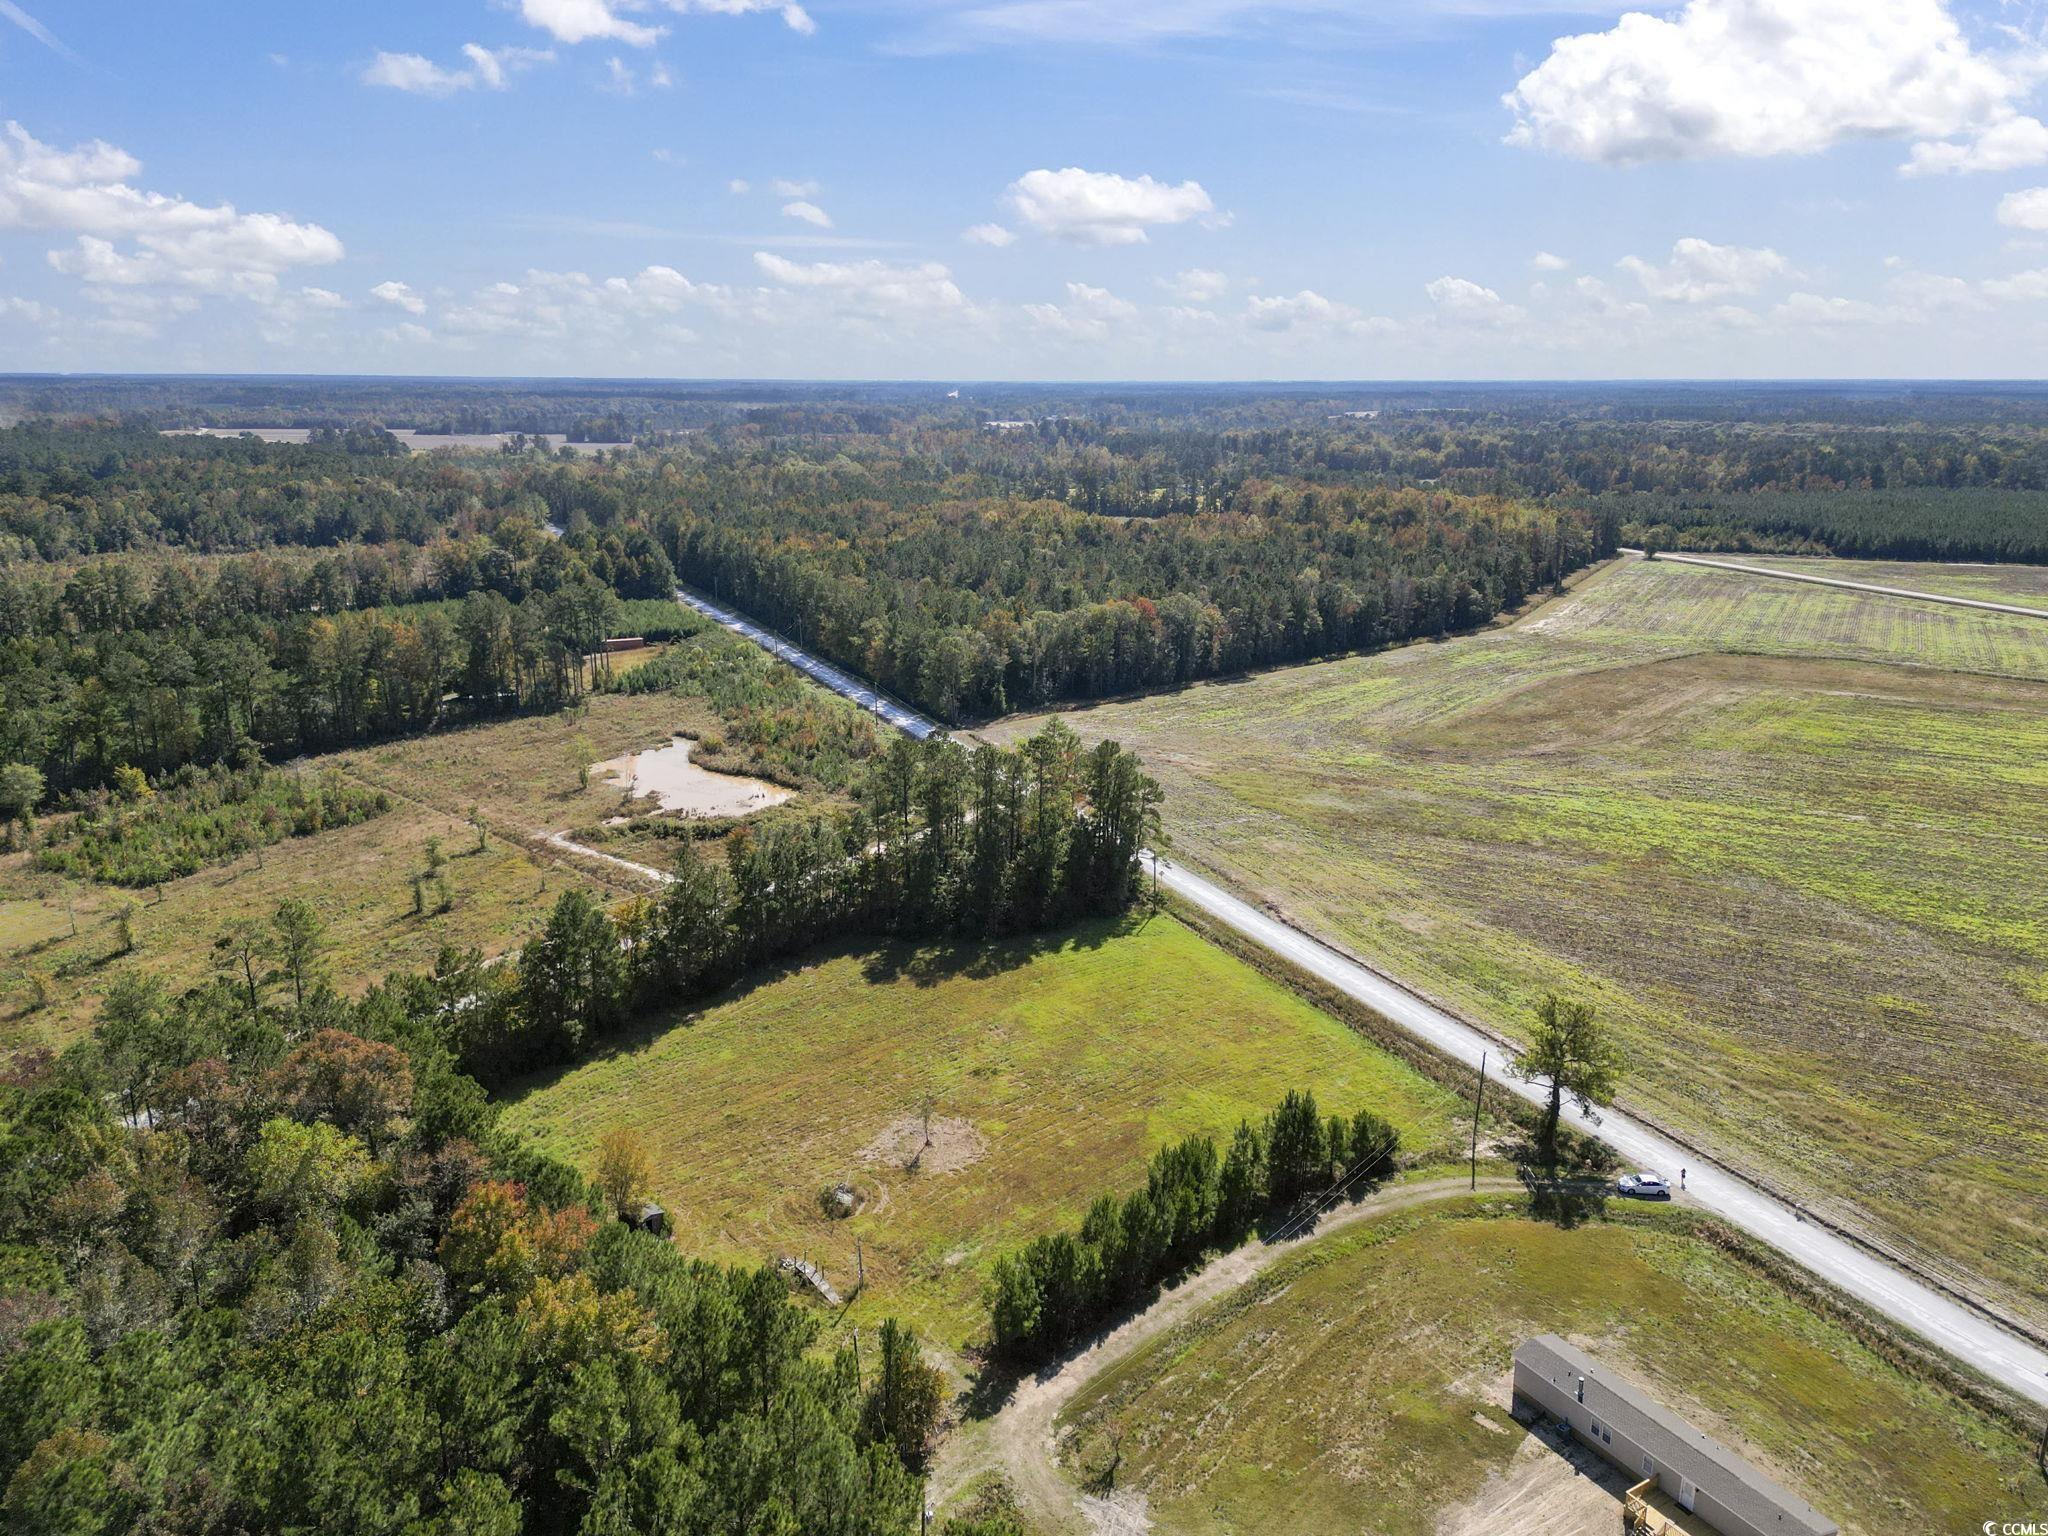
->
[988,556,2048,1327]
[1057,1199,2036,1536]
[499,912,1464,1349]
[0,687,754,1053]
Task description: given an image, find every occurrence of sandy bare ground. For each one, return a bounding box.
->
[1433,1418,1630,1536]
[591,736,792,819]
[862,1115,988,1175]
[931,1176,1521,1535]
[542,831,672,885]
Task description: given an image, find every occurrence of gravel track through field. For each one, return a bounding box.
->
[931,1177,1523,1533]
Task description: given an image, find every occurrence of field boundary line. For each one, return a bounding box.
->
[1632,548,2048,619]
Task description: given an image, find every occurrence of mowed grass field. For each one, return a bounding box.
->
[1059,1199,2033,1536]
[1732,553,2048,612]
[990,557,2048,1324]
[500,913,1464,1349]
[0,688,730,1053]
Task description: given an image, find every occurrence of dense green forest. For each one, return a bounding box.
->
[3,382,2045,1534]
[6,391,2046,798]
[0,961,970,1536]
[1607,489,2048,561]
[0,491,679,799]
[0,719,1150,1536]
[666,483,1610,720]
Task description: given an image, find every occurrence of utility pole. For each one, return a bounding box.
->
[856,1234,865,1294]
[852,1326,861,1391]
[1470,1050,1487,1191]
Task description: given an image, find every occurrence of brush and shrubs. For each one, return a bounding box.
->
[36,759,389,887]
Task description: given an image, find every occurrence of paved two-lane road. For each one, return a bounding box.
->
[676,587,938,738]
[677,585,2048,1410]
[1150,853,2048,1409]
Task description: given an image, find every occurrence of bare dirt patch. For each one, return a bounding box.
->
[1079,1489,1153,1535]
[862,1115,989,1175]
[1433,1422,1629,1536]
[590,736,792,819]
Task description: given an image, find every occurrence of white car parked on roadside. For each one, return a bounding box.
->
[1617,1171,1672,1200]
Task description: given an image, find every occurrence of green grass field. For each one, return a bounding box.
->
[990,557,2048,1325]
[500,913,1464,1349]
[0,688,736,1053]
[1731,553,2048,612]
[1061,1199,2034,1536]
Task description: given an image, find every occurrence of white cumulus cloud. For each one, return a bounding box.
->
[2,121,342,303]
[1773,291,1908,326]
[781,200,833,228]
[1004,167,1214,246]
[1532,251,1570,271]
[676,0,814,33]
[1160,267,1227,303]
[1024,281,1139,341]
[371,280,427,315]
[521,0,664,47]
[1982,268,2048,301]
[1617,237,1789,302]
[364,44,553,95]
[1505,0,2043,175]
[441,265,731,340]
[1244,288,1387,335]
[963,222,1015,247]
[1997,186,2048,231]
[520,0,813,48]
[753,252,966,316]
[1425,275,1523,325]
[1902,113,2048,176]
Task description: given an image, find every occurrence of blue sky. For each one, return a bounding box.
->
[4,0,2048,378]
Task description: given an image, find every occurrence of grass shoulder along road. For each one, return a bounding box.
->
[499,911,1467,1351]
[1057,1195,2038,1536]
[988,555,2048,1330]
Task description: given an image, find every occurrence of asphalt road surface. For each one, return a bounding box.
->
[674,587,2048,1410]
[675,586,939,738]
[1149,852,2048,1410]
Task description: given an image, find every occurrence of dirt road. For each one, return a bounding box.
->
[931,1177,1523,1532]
